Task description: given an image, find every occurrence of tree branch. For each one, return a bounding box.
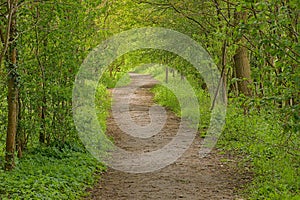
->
[168,2,207,32]
[0,0,14,65]
[211,40,227,110]
[0,26,5,45]
[213,0,234,27]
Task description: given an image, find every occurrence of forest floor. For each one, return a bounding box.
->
[86,73,251,200]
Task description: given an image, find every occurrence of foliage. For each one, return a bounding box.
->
[131,0,299,199]
[0,146,105,199]
[144,65,211,131]
[100,72,131,89]
[152,81,299,199]
[219,104,300,199]
[0,0,108,152]
[0,74,111,199]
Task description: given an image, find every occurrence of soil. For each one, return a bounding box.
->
[86,73,251,200]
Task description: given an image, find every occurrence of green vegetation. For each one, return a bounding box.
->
[0,80,110,199]
[100,72,132,89]
[0,0,299,199]
[221,104,300,199]
[147,66,299,199]
[0,71,130,199]
[1,1,132,198]
[0,147,105,199]
[146,66,211,131]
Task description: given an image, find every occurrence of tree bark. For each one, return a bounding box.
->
[234,45,252,96]
[5,0,19,171]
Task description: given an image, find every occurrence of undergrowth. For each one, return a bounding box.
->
[0,146,106,199]
[219,103,300,200]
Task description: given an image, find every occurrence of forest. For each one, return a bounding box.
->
[0,0,299,199]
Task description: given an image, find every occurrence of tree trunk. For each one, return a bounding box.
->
[33,4,47,144]
[5,0,18,170]
[17,96,23,158]
[165,67,169,83]
[234,45,252,96]
[39,95,46,143]
[233,11,252,97]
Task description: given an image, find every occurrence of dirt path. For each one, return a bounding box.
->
[86,73,251,200]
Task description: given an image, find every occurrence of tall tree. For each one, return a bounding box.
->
[5,0,19,171]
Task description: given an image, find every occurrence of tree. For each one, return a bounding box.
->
[3,0,19,171]
[233,10,252,97]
